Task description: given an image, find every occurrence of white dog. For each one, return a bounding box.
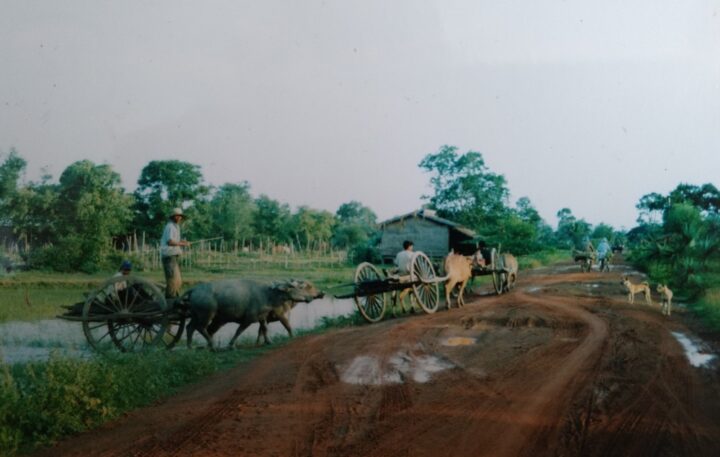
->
[657,284,673,316]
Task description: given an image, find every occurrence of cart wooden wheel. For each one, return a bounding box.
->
[82,276,170,352]
[491,249,506,295]
[411,252,440,313]
[353,262,387,323]
[161,315,186,349]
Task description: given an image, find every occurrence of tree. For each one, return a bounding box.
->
[332,201,378,249]
[5,179,58,247]
[591,223,615,242]
[205,182,256,244]
[335,201,377,226]
[43,160,133,272]
[636,183,720,224]
[419,145,510,229]
[133,160,208,239]
[252,195,292,245]
[291,206,335,250]
[0,148,26,208]
[555,208,591,248]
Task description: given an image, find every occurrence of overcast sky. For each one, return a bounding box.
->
[1,0,719,229]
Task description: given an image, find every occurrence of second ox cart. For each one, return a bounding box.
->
[336,247,514,324]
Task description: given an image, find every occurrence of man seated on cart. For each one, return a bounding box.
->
[390,240,415,281]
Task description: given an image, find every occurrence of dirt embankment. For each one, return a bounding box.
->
[34,263,720,457]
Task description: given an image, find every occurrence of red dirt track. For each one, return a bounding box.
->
[34,262,720,456]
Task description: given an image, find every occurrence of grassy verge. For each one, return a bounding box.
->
[0,264,356,323]
[688,288,720,332]
[0,309,370,457]
[517,249,567,270]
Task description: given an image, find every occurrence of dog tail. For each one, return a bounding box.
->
[641,281,649,286]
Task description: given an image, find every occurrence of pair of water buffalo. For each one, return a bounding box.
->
[177,278,324,350]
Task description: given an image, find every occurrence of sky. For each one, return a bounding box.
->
[1,0,719,230]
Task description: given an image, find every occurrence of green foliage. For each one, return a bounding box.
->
[591,223,614,241]
[348,242,382,264]
[636,183,720,224]
[419,145,510,229]
[555,207,592,249]
[211,182,256,242]
[316,311,367,329]
[629,203,720,299]
[292,206,335,249]
[4,179,58,246]
[0,148,26,218]
[0,349,267,456]
[332,201,378,251]
[50,161,132,272]
[133,160,208,239]
[252,195,293,244]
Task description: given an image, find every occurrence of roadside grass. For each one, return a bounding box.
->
[689,288,720,332]
[0,308,373,457]
[518,249,567,270]
[0,264,356,323]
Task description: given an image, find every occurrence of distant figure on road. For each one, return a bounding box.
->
[597,238,611,260]
[161,208,190,298]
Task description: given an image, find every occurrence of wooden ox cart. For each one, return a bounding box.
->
[58,276,187,352]
[333,251,443,323]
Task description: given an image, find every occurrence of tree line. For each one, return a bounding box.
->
[0,149,377,272]
[1,144,643,274]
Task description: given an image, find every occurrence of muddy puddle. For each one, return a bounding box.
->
[0,297,356,364]
[671,331,717,368]
[340,349,454,385]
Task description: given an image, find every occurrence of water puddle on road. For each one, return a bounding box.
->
[671,331,716,368]
[442,337,476,347]
[340,351,454,385]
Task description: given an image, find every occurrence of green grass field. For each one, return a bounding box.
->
[0,263,357,323]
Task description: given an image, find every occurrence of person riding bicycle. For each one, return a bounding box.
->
[596,238,611,271]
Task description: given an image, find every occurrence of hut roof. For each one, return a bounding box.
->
[380,209,476,238]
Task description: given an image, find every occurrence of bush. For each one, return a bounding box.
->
[0,349,265,456]
[348,243,382,264]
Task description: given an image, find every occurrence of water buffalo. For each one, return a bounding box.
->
[181,278,323,349]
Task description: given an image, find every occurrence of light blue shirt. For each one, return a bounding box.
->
[160,222,183,257]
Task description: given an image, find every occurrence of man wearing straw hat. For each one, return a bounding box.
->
[161,208,190,298]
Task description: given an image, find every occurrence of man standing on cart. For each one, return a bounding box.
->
[161,208,190,298]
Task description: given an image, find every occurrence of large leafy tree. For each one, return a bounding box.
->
[48,160,133,271]
[419,145,510,229]
[133,160,208,239]
[291,206,336,250]
[555,208,592,248]
[332,201,378,249]
[5,178,58,247]
[0,148,26,212]
[252,195,292,244]
[637,183,720,223]
[199,182,256,244]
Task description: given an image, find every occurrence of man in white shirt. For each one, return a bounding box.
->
[393,240,415,276]
[161,208,190,298]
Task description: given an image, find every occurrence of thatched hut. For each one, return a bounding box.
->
[378,209,476,261]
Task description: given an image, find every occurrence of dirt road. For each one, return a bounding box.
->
[35,262,720,457]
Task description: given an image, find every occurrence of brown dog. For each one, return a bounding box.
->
[657,284,673,316]
[621,276,652,305]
